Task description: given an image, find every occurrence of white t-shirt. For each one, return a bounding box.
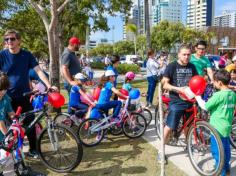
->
[146,58,159,77]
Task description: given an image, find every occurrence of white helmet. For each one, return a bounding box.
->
[74,73,87,82]
[105,70,116,77]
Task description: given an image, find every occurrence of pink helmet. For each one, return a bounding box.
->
[125,71,135,80]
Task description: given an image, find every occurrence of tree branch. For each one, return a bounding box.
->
[27,0,50,27]
[57,0,71,14]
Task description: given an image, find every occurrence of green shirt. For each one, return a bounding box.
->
[190,54,211,76]
[205,90,236,137]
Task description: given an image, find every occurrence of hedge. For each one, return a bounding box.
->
[90,62,106,69]
[117,64,140,74]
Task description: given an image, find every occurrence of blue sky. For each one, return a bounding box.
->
[90,0,236,42]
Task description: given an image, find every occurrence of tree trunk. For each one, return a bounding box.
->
[144,0,151,52]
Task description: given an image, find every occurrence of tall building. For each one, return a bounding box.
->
[152,0,182,25]
[186,0,215,29]
[214,11,236,27]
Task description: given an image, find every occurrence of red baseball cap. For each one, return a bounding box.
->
[69,37,80,45]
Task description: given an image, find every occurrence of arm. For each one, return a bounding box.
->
[162,77,185,93]
[61,65,79,86]
[0,121,7,136]
[207,67,214,82]
[195,96,207,111]
[34,65,51,89]
[111,87,128,99]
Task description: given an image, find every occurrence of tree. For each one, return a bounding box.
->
[126,23,137,54]
[136,35,146,58]
[113,41,134,56]
[89,44,113,56]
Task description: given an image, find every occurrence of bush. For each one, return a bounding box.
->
[90,62,106,70]
[117,64,140,74]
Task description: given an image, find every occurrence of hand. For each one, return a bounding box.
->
[49,86,58,92]
[90,102,96,107]
[70,80,79,86]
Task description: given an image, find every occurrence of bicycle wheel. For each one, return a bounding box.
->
[78,118,104,147]
[37,124,83,173]
[230,120,236,149]
[109,125,123,136]
[142,108,152,126]
[187,121,224,176]
[53,113,72,127]
[35,122,43,138]
[122,112,147,138]
[155,104,168,139]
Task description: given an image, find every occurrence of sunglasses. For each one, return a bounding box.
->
[4,37,17,42]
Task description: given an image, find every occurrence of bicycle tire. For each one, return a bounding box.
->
[142,108,152,125]
[230,120,236,149]
[122,112,147,138]
[154,106,161,139]
[37,124,83,173]
[109,125,123,136]
[78,118,104,147]
[187,121,224,176]
[53,113,72,127]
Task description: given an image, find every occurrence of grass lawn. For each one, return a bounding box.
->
[25,80,186,176]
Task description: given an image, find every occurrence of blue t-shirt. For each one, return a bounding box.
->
[106,65,118,87]
[0,49,38,98]
[69,85,82,107]
[122,83,132,92]
[0,94,13,141]
[97,82,113,104]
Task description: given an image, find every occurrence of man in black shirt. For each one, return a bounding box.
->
[157,44,198,163]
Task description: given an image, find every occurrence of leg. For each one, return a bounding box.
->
[149,78,157,104]
[146,77,152,105]
[95,101,122,118]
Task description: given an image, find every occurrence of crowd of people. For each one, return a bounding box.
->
[0,28,236,176]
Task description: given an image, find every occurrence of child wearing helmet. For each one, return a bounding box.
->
[68,73,96,119]
[90,70,128,121]
[122,71,135,92]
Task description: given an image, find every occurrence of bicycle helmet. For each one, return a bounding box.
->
[125,71,135,80]
[105,70,116,77]
[74,73,88,82]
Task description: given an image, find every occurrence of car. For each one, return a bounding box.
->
[120,56,126,64]
[125,55,143,67]
[89,56,103,63]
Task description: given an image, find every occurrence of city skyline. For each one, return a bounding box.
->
[90,0,236,43]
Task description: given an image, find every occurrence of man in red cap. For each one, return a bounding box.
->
[61,36,81,95]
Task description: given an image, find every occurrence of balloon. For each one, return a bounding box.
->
[48,92,65,108]
[90,108,102,119]
[81,93,94,104]
[129,89,140,99]
[189,76,207,95]
[93,87,101,101]
[118,89,129,100]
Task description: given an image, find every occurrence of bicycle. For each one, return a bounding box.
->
[16,90,83,173]
[155,92,224,176]
[78,98,147,147]
[0,119,32,176]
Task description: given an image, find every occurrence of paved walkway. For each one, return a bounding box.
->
[142,108,236,176]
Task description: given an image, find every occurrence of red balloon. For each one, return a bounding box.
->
[189,76,206,95]
[93,87,101,101]
[118,89,129,100]
[48,92,65,108]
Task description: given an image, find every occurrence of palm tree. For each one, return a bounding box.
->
[126,23,137,55]
[144,0,151,54]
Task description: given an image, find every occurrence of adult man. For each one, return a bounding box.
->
[104,54,111,67]
[0,29,55,158]
[157,44,198,162]
[61,37,81,94]
[190,40,214,81]
[225,55,236,73]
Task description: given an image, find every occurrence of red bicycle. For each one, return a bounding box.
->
[154,93,224,176]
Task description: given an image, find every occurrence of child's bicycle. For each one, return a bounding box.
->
[0,117,32,176]
[155,93,224,176]
[16,90,83,173]
[77,98,147,147]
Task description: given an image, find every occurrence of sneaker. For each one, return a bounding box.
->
[27,150,39,159]
[157,152,168,164]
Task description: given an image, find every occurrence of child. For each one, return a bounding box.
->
[91,70,128,121]
[229,69,236,92]
[68,73,95,121]
[122,71,135,92]
[196,70,236,176]
[0,72,15,175]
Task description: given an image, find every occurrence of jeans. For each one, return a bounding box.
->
[211,135,231,176]
[69,102,88,118]
[11,96,36,152]
[166,98,192,129]
[146,76,157,104]
[95,101,122,118]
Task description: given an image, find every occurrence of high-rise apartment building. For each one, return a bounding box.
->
[214,11,236,27]
[186,0,215,29]
[152,0,182,25]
